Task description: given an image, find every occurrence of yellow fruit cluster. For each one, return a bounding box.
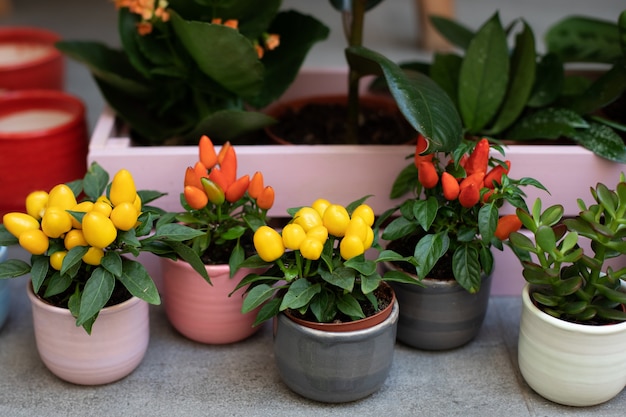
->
[3,169,141,269]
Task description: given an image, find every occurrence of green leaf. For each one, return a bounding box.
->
[565,60,626,115]
[487,21,536,134]
[414,233,450,279]
[82,162,110,200]
[163,241,210,284]
[413,197,439,232]
[505,107,588,140]
[380,216,418,241]
[429,53,462,107]
[189,109,276,143]
[382,269,422,286]
[430,15,475,50]
[0,259,31,279]
[30,255,49,294]
[336,293,365,320]
[319,267,356,292]
[346,46,463,152]
[61,246,89,276]
[572,122,626,163]
[527,53,564,107]
[478,204,498,242]
[76,268,116,326]
[309,290,336,323]
[0,225,18,246]
[360,272,382,295]
[452,244,482,293]
[251,297,282,327]
[117,258,160,305]
[279,279,321,311]
[389,162,418,199]
[153,223,205,241]
[535,225,557,253]
[546,16,622,63]
[170,11,263,98]
[241,283,276,313]
[458,12,509,133]
[43,271,72,298]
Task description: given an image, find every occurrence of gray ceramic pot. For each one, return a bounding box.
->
[388,263,492,350]
[273,300,399,403]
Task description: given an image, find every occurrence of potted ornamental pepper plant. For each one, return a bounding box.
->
[160,135,276,344]
[233,197,419,403]
[377,136,546,350]
[56,0,330,145]
[0,162,206,385]
[507,176,626,407]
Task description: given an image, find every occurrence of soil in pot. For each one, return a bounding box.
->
[266,95,417,145]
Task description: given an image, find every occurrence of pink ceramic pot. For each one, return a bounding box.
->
[161,258,261,344]
[0,90,88,218]
[0,26,64,91]
[27,284,150,385]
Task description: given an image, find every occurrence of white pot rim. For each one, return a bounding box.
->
[522,283,626,335]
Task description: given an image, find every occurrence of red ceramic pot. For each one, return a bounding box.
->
[0,90,88,218]
[0,26,64,91]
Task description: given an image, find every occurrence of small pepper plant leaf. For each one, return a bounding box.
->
[0,259,31,279]
[319,267,355,292]
[76,267,115,327]
[413,232,450,279]
[241,283,276,313]
[117,258,161,305]
[345,45,462,152]
[458,12,509,133]
[336,293,365,319]
[452,244,482,293]
[279,279,321,311]
[30,255,49,294]
[251,297,282,327]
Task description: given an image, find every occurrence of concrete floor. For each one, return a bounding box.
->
[1,1,626,415]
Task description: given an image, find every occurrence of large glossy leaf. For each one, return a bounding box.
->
[572,122,626,163]
[190,109,276,143]
[170,11,264,98]
[527,53,564,107]
[546,16,622,63]
[564,59,626,115]
[488,21,537,134]
[247,11,330,108]
[430,15,475,50]
[346,46,463,152]
[413,233,450,279]
[458,13,509,133]
[429,53,462,107]
[505,107,588,140]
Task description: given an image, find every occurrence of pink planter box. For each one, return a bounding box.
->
[88,68,626,295]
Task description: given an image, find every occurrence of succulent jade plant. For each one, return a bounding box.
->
[374,10,626,162]
[508,175,626,324]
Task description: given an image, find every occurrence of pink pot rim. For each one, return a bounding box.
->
[26,282,144,318]
[0,26,62,72]
[0,90,85,140]
[522,283,626,334]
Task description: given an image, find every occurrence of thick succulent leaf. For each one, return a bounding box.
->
[505,107,588,140]
[527,53,564,107]
[571,122,626,163]
[488,21,537,134]
[170,11,264,98]
[546,16,622,63]
[430,15,475,50]
[458,13,509,133]
[248,11,330,108]
[346,46,463,152]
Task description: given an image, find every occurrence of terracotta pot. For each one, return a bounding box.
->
[161,258,261,344]
[26,283,149,385]
[384,261,492,350]
[0,26,63,91]
[264,94,416,145]
[0,90,88,218]
[518,283,626,406]
[273,284,398,403]
[0,246,9,330]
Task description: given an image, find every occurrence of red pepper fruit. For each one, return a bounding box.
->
[184,185,208,210]
[441,172,460,200]
[465,138,490,176]
[248,171,264,199]
[256,186,275,210]
[458,182,480,208]
[413,134,434,168]
[482,189,495,204]
[459,171,486,191]
[417,161,439,189]
[225,175,250,203]
[199,135,218,169]
[484,160,511,189]
[495,214,523,240]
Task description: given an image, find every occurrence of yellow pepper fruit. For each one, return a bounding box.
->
[109,169,137,206]
[306,225,328,244]
[18,229,49,255]
[351,204,375,227]
[322,204,350,237]
[41,207,73,238]
[82,211,117,248]
[293,207,322,232]
[82,246,105,266]
[311,198,331,218]
[253,225,284,262]
[110,202,138,231]
[64,229,88,250]
[3,212,40,238]
[69,201,94,229]
[281,223,306,250]
[47,184,77,210]
[339,234,365,260]
[50,251,67,271]
[299,237,323,261]
[25,191,49,220]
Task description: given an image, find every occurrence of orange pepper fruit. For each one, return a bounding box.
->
[417,161,439,189]
[257,186,275,210]
[465,138,490,176]
[248,171,264,199]
[199,135,218,169]
[225,175,250,203]
[484,160,511,189]
[458,182,480,208]
[441,172,460,200]
[495,214,523,240]
[184,185,208,210]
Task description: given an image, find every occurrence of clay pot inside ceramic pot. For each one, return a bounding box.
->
[264,94,417,145]
[0,26,64,91]
[0,90,88,218]
[273,283,398,403]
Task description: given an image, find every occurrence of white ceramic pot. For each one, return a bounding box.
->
[161,258,261,344]
[27,284,149,385]
[518,283,626,406]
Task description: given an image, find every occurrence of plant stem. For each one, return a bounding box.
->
[346,0,366,144]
